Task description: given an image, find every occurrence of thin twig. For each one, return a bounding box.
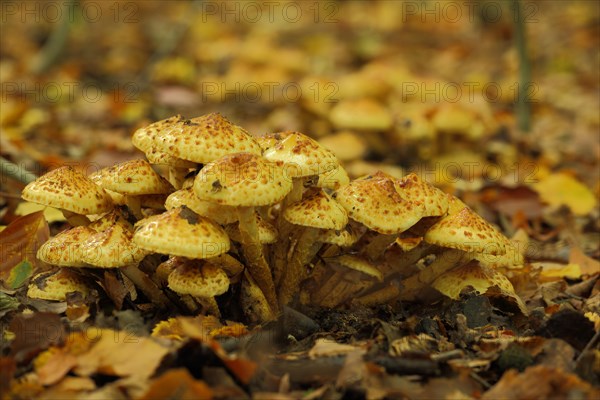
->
[513,0,532,132]
[30,0,77,74]
[576,328,600,364]
[0,157,38,184]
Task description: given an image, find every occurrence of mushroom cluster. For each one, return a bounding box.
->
[22,113,523,322]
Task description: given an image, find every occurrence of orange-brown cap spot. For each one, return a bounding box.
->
[22,166,113,215]
[395,173,448,217]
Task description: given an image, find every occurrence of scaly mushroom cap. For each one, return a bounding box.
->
[133,206,230,259]
[168,260,230,297]
[165,187,238,225]
[27,269,89,301]
[22,166,113,215]
[255,132,292,152]
[82,223,148,268]
[193,153,292,207]
[334,171,422,234]
[395,173,449,217]
[318,225,361,247]
[328,255,383,282]
[132,116,196,168]
[262,131,344,180]
[151,113,262,163]
[424,207,512,256]
[329,98,393,131]
[89,159,173,195]
[224,213,278,244]
[283,188,348,230]
[316,162,350,190]
[37,226,96,267]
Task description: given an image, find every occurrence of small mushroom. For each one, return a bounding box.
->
[278,188,348,306]
[21,166,113,226]
[400,206,521,301]
[168,260,230,317]
[89,159,173,219]
[329,98,393,131]
[27,269,89,301]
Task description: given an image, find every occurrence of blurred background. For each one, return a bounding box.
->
[1,0,599,226]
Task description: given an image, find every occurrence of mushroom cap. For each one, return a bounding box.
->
[132,116,196,168]
[82,223,148,268]
[37,226,97,267]
[318,225,361,247]
[167,260,230,297]
[334,171,422,234]
[133,206,230,259]
[328,255,383,281]
[262,131,344,179]
[395,173,449,217]
[283,188,348,230]
[329,98,393,131]
[424,207,512,256]
[22,166,113,215]
[89,159,173,195]
[165,187,238,225]
[27,269,89,301]
[150,113,262,163]
[193,153,292,207]
[318,131,368,162]
[224,212,278,244]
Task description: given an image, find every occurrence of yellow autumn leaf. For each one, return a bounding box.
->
[533,262,582,279]
[532,173,597,215]
[15,202,66,223]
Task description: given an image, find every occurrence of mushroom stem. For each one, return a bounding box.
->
[353,283,400,307]
[168,167,187,189]
[126,196,143,220]
[363,234,397,260]
[278,227,321,307]
[121,264,172,307]
[195,296,220,318]
[272,177,306,286]
[398,249,468,301]
[237,206,278,315]
[61,210,91,227]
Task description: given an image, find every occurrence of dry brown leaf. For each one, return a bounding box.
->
[482,365,599,399]
[569,245,600,276]
[532,172,597,215]
[74,329,169,379]
[308,339,367,359]
[139,368,213,400]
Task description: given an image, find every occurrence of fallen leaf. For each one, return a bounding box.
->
[74,329,169,379]
[532,172,597,215]
[569,246,600,276]
[534,262,582,280]
[14,202,66,223]
[482,365,599,399]
[139,368,213,400]
[0,211,49,287]
[308,339,367,359]
[8,312,65,364]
